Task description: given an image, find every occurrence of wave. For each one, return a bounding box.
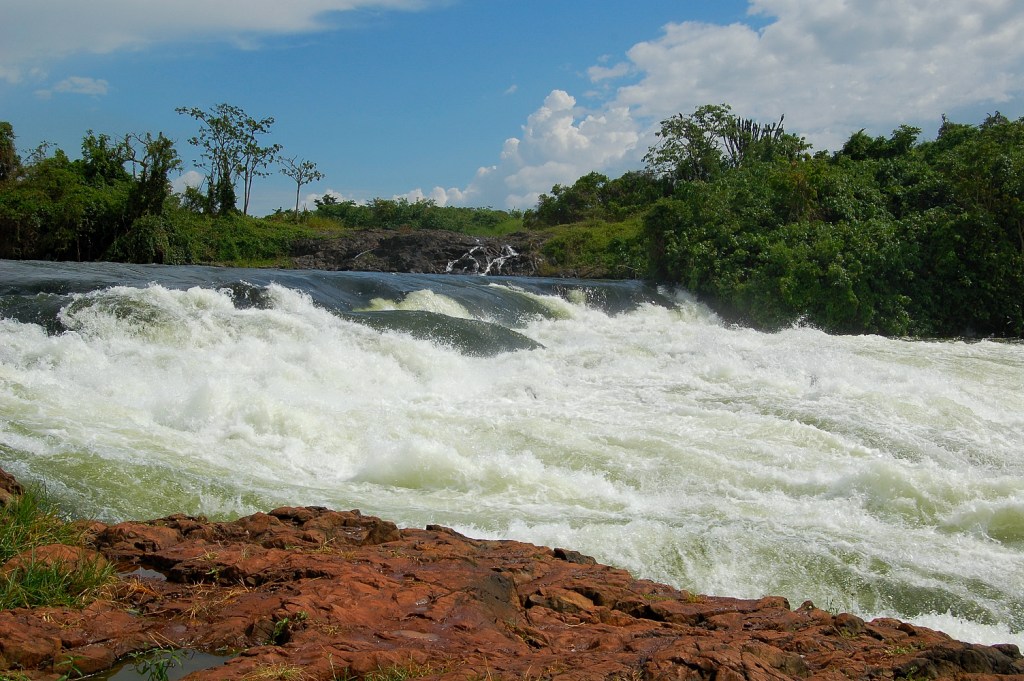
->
[1,259,1022,647]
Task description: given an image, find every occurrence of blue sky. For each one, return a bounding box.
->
[2,1,1023,216]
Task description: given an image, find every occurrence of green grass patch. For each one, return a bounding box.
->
[0,485,80,562]
[0,486,115,610]
[0,553,113,609]
[538,216,647,278]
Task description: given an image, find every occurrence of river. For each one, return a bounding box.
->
[1,259,1022,647]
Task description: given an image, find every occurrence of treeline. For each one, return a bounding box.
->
[0,124,180,262]
[529,105,1024,338]
[0,104,312,264]
[0,106,522,266]
[309,194,521,234]
[3,102,1023,337]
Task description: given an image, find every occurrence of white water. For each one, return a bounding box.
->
[1,279,1022,647]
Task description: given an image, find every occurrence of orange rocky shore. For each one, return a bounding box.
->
[1,468,1022,681]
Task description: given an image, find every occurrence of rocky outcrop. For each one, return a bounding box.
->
[1,469,1022,680]
[290,230,549,277]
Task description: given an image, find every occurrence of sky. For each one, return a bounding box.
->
[2,0,1023,216]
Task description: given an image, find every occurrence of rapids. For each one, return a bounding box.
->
[1,259,1022,647]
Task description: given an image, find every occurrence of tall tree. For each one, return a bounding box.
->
[644,104,734,184]
[125,132,181,218]
[0,121,19,183]
[175,103,280,216]
[279,156,324,218]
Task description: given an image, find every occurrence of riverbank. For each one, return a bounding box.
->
[1,468,1022,680]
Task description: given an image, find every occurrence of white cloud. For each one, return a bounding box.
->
[455,0,1024,208]
[451,90,641,209]
[0,0,439,77]
[52,76,110,96]
[587,62,630,82]
[0,65,21,84]
[616,0,1024,150]
[503,84,518,96]
[396,186,467,206]
[306,189,364,207]
[172,170,205,194]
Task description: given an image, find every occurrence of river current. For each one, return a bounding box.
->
[1,259,1022,647]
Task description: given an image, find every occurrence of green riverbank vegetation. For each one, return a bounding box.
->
[1,103,1022,337]
[526,105,1024,337]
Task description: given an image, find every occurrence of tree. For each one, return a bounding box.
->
[644,104,807,185]
[644,104,734,184]
[125,132,181,218]
[0,121,20,183]
[78,131,131,186]
[838,125,921,161]
[279,156,324,218]
[175,103,281,216]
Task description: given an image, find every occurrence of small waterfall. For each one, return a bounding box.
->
[446,244,522,275]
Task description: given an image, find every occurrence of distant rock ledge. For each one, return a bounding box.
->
[290,229,554,278]
[1,468,1022,680]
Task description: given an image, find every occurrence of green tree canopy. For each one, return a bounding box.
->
[176,103,281,216]
[0,122,20,183]
[644,104,808,185]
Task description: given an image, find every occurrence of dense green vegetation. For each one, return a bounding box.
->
[310,194,523,236]
[641,109,1024,337]
[527,105,1024,338]
[0,108,523,266]
[1,102,1022,337]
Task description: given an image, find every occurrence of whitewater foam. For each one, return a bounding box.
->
[0,265,1022,647]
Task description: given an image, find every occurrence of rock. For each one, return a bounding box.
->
[0,544,109,577]
[290,229,549,277]
[0,465,1022,680]
[0,467,23,507]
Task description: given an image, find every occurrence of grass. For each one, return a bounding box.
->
[0,485,115,610]
[241,664,308,681]
[124,647,188,681]
[0,485,80,560]
[361,661,441,681]
[537,217,646,278]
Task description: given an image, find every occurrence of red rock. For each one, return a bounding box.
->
[0,467,23,507]
[0,466,1021,680]
[0,544,108,577]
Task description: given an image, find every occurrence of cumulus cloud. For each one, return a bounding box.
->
[0,0,438,80]
[453,90,641,209]
[456,0,1024,208]
[615,0,1024,150]
[305,189,365,207]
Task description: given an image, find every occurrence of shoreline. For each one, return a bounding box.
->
[1,468,1022,680]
